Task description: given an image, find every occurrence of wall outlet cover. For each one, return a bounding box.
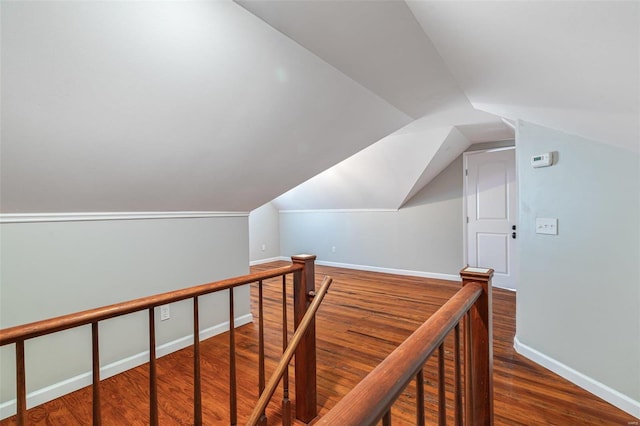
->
[160,305,170,321]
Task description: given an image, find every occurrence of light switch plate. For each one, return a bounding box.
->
[536,218,558,235]
[160,305,170,321]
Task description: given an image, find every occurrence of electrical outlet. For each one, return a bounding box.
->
[160,305,170,321]
[331,246,336,253]
[261,243,266,251]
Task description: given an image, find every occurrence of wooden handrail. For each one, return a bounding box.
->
[316,282,484,426]
[2,257,493,426]
[246,276,332,426]
[0,264,302,346]
[2,259,319,426]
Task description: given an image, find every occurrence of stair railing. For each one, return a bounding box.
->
[316,267,494,426]
[0,254,321,426]
[247,275,332,426]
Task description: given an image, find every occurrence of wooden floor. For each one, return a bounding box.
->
[2,262,636,425]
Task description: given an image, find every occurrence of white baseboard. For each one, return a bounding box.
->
[0,314,253,420]
[315,260,459,282]
[250,256,459,283]
[249,256,288,266]
[252,258,518,291]
[514,336,640,419]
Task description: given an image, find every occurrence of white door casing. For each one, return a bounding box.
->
[464,148,517,290]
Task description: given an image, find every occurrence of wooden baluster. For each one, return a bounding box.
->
[92,322,101,425]
[282,275,291,426]
[229,288,237,426]
[460,267,494,426]
[193,297,202,426]
[247,276,332,426]
[16,340,26,426]
[416,369,425,425]
[438,343,446,425]
[149,308,158,426]
[291,255,317,423]
[464,311,471,424]
[382,410,392,426]
[258,280,267,425]
[454,324,462,426]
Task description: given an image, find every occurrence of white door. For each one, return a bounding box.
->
[465,148,517,290]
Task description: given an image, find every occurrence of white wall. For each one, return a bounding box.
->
[515,121,640,415]
[249,202,280,263]
[278,141,515,278]
[279,155,464,278]
[0,216,250,417]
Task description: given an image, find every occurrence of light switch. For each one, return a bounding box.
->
[536,218,558,235]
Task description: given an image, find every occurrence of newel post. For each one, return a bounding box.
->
[460,266,494,426]
[291,255,318,423]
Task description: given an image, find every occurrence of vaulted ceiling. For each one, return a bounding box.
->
[408,1,639,152]
[1,1,637,214]
[237,0,515,210]
[1,1,409,213]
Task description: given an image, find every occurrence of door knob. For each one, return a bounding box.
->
[512,232,517,239]
[512,225,517,230]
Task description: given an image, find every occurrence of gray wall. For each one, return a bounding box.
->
[0,216,250,411]
[280,155,464,276]
[278,141,515,277]
[516,121,640,402]
[249,202,281,262]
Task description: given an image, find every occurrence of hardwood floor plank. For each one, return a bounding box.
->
[1,262,636,425]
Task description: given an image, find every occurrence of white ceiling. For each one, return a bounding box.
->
[251,0,639,210]
[0,1,410,213]
[408,1,639,152]
[274,125,454,210]
[273,104,514,210]
[236,0,467,119]
[1,1,637,214]
[239,0,515,210]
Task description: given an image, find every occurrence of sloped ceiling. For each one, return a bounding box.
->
[239,0,514,210]
[2,1,637,214]
[0,1,410,213]
[252,0,638,211]
[274,126,453,210]
[235,0,466,119]
[408,1,639,153]
[273,105,513,210]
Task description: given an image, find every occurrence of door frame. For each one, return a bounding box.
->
[462,146,518,290]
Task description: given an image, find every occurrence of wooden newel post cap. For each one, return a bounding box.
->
[291,254,317,263]
[460,266,494,282]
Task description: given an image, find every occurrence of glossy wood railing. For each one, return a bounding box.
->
[0,254,320,426]
[316,267,494,426]
[247,275,332,426]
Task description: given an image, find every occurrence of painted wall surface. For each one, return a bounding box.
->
[278,141,515,277]
[0,1,410,213]
[0,217,250,411]
[280,156,464,276]
[249,202,280,262]
[516,121,640,402]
